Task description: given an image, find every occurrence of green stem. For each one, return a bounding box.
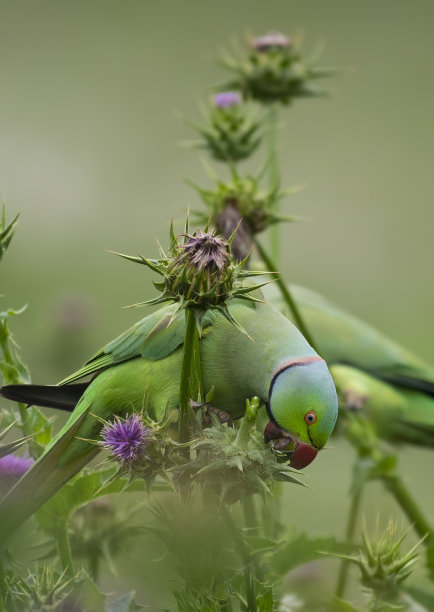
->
[382,472,434,577]
[242,495,257,530]
[179,309,199,453]
[234,397,258,450]
[0,332,38,457]
[222,507,257,612]
[0,557,6,612]
[253,237,318,351]
[267,104,280,266]
[335,486,363,598]
[57,524,74,577]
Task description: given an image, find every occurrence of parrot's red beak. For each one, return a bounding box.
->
[289,441,318,469]
[264,421,318,470]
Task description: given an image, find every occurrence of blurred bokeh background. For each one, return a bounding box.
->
[1,0,434,604]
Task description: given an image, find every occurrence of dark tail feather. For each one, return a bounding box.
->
[0,383,89,412]
[372,373,434,398]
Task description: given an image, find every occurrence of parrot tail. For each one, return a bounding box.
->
[0,383,89,411]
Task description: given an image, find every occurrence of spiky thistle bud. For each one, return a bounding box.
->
[334,522,424,608]
[221,31,334,105]
[190,165,299,260]
[185,93,262,162]
[113,220,271,334]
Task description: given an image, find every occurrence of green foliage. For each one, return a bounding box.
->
[0,203,19,262]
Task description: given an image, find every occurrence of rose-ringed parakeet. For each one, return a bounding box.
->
[268,284,434,446]
[0,298,338,541]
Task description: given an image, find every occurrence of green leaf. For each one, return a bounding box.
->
[256,589,274,612]
[271,533,351,577]
[36,468,147,536]
[106,591,145,612]
[62,570,106,612]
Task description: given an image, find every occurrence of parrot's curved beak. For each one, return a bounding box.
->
[264,421,318,470]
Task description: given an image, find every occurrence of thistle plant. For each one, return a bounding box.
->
[0,207,51,457]
[0,203,19,263]
[221,31,332,105]
[334,522,424,611]
[185,91,262,162]
[190,164,299,261]
[186,397,303,505]
[3,565,76,612]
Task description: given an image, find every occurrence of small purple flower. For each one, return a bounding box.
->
[252,31,291,52]
[0,454,34,479]
[100,414,151,465]
[214,91,242,109]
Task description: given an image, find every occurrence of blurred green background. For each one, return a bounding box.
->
[1,0,434,603]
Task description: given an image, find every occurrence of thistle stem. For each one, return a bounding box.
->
[0,330,38,458]
[253,237,318,351]
[179,308,199,452]
[222,507,257,612]
[267,103,280,265]
[335,486,363,598]
[234,397,259,450]
[57,524,74,577]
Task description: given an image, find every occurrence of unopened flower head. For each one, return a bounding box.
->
[186,96,261,162]
[114,220,271,334]
[221,31,333,105]
[214,91,242,109]
[100,414,151,465]
[252,31,291,52]
[165,229,234,308]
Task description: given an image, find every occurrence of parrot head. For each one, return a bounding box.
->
[266,357,338,469]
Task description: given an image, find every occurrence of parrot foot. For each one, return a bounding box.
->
[341,389,368,411]
[190,400,232,425]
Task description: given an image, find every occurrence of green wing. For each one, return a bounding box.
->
[59,304,182,384]
[58,303,216,386]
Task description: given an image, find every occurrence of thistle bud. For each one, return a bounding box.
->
[191,167,298,260]
[113,220,271,335]
[334,522,423,608]
[222,31,333,105]
[165,230,234,309]
[186,93,262,162]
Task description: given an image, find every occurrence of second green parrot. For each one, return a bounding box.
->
[267,284,434,447]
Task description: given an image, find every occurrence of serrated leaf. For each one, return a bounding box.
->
[36,468,147,536]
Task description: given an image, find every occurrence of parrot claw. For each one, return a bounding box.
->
[190,400,232,425]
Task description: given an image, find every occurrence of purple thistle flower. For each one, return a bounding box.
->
[252,31,291,52]
[0,454,34,497]
[214,91,242,109]
[100,414,151,465]
[0,454,34,479]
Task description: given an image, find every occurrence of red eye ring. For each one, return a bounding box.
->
[304,410,317,425]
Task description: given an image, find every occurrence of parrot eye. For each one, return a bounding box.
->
[304,410,317,425]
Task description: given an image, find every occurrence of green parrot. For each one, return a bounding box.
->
[267,284,434,446]
[0,298,338,540]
